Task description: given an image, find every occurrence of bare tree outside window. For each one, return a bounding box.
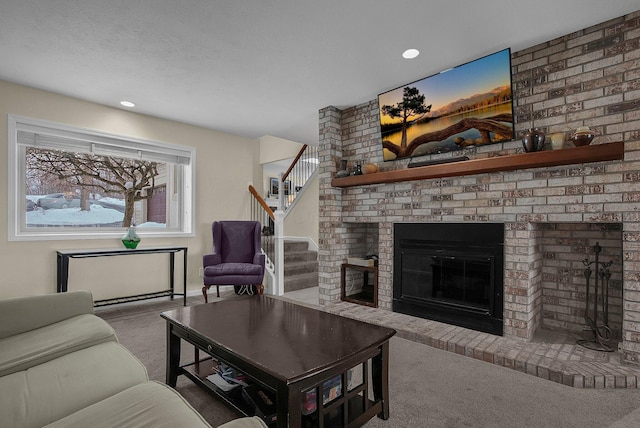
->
[26,147,159,227]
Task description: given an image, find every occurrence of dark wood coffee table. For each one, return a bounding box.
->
[161,295,396,428]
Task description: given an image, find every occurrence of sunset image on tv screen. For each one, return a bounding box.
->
[378,48,514,161]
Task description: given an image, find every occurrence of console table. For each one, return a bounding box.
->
[56,246,188,306]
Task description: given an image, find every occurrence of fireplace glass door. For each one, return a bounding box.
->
[401,249,494,313]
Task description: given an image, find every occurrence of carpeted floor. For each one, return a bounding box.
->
[97,296,640,428]
[97,297,240,427]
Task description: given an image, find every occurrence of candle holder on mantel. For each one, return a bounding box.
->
[577,242,615,352]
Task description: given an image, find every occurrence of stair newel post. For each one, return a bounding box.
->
[274,209,286,296]
[278,172,286,212]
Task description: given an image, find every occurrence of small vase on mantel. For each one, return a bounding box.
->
[522,128,546,153]
[353,161,363,176]
[122,226,141,249]
[550,132,565,150]
[335,159,350,178]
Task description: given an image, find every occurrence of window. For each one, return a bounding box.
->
[8,115,195,240]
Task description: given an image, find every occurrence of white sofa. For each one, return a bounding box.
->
[0,290,266,428]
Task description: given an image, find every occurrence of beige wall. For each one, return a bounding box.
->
[259,135,302,164]
[284,173,318,244]
[0,80,258,300]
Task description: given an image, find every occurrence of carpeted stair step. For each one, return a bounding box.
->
[284,250,318,263]
[283,240,318,292]
[283,240,310,253]
[284,271,319,292]
[284,260,318,276]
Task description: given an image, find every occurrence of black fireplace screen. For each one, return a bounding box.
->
[394,223,504,335]
[401,250,493,311]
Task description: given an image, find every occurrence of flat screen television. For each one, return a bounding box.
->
[378,48,514,161]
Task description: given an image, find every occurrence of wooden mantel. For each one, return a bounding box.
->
[331,142,624,188]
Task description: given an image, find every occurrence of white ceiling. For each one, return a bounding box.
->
[1,1,638,146]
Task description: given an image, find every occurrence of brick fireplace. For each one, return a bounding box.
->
[317,11,640,363]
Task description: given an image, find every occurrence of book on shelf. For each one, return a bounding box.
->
[242,384,277,425]
[206,373,239,392]
[301,388,317,415]
[206,362,248,392]
[322,375,342,405]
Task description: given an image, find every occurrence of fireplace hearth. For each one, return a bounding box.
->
[393,223,504,335]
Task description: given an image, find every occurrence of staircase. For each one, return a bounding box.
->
[249,144,319,295]
[283,241,318,292]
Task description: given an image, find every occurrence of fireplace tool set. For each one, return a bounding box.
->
[577,242,615,352]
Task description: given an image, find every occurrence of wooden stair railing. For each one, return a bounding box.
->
[248,184,277,292]
[282,144,308,183]
[248,184,274,220]
[279,144,317,211]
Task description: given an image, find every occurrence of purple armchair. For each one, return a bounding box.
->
[202,221,265,302]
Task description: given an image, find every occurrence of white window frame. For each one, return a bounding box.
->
[7,114,195,241]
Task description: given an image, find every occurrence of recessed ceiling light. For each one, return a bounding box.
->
[402,49,419,59]
[120,101,135,108]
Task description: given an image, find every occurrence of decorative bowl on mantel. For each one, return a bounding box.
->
[570,126,595,147]
[362,163,378,174]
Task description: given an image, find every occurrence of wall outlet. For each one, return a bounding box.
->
[198,267,204,277]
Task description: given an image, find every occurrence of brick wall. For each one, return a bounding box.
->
[539,223,623,339]
[318,11,640,363]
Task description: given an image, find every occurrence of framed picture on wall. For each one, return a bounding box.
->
[269,178,279,196]
[269,178,291,196]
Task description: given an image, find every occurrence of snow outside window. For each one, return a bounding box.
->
[7,115,195,241]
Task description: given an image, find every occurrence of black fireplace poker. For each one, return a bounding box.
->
[577,242,615,352]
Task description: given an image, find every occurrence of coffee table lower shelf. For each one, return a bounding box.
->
[179,356,382,428]
[180,358,256,417]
